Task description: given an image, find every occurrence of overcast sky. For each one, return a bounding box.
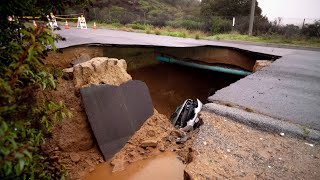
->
[257,0,320,24]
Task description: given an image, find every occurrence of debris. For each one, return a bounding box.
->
[89,168,95,173]
[140,140,158,148]
[62,67,74,80]
[74,57,131,88]
[111,159,125,172]
[227,149,231,153]
[253,60,272,72]
[158,144,165,152]
[70,153,81,162]
[147,130,156,137]
[170,129,185,137]
[268,165,272,168]
[170,99,203,132]
[280,133,285,136]
[203,141,207,146]
[176,135,190,144]
[305,143,314,147]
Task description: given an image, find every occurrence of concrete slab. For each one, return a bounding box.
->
[80,81,154,159]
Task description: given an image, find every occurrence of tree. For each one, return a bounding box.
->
[201,0,262,18]
[200,0,267,34]
[0,0,90,179]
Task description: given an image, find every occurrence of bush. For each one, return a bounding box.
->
[0,21,70,179]
[166,19,204,30]
[127,23,149,30]
[302,20,320,38]
[154,28,161,35]
[211,17,232,34]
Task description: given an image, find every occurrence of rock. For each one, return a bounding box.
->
[73,57,132,88]
[70,153,81,162]
[147,130,156,137]
[140,139,158,148]
[62,67,74,80]
[111,159,125,172]
[203,141,207,146]
[89,168,95,173]
[253,60,272,72]
[158,144,165,152]
[170,130,185,137]
[85,159,94,166]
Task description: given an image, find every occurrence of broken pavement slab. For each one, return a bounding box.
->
[209,53,320,136]
[80,80,154,160]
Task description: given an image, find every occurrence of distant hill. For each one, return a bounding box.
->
[66,0,201,26]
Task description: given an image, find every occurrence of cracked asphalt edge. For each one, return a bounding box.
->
[203,103,320,142]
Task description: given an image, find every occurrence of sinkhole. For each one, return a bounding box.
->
[50,45,276,117]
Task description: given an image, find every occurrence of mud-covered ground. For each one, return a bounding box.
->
[186,111,320,180]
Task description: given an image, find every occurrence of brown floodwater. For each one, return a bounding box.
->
[85,152,185,180]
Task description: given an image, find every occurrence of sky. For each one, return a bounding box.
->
[257,0,320,25]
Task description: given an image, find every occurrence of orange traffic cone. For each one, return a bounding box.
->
[93,22,97,30]
[33,20,37,28]
[64,20,69,29]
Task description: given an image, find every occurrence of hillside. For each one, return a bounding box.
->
[67,0,201,26]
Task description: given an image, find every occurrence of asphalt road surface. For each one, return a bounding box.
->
[55,27,320,131]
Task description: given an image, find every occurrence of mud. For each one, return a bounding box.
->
[85,152,185,180]
[129,63,241,117]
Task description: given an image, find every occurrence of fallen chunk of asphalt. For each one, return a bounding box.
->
[80,80,154,160]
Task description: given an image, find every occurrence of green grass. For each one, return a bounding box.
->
[79,22,320,48]
[85,21,207,39]
[208,32,320,48]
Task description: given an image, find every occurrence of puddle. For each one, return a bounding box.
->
[85,152,185,180]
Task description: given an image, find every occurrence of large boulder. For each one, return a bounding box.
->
[73,57,132,88]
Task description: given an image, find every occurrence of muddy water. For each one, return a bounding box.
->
[85,152,185,180]
[129,63,241,117]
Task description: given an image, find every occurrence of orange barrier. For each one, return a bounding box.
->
[93,22,97,30]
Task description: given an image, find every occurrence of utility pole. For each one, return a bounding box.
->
[248,0,256,36]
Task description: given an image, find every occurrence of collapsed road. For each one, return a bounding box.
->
[44,28,320,179]
[56,28,320,137]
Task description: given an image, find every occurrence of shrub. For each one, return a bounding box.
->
[0,21,70,179]
[127,23,147,30]
[302,20,320,38]
[154,28,161,35]
[166,19,204,30]
[211,17,232,34]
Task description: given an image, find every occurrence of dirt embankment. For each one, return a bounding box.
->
[42,54,195,179]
